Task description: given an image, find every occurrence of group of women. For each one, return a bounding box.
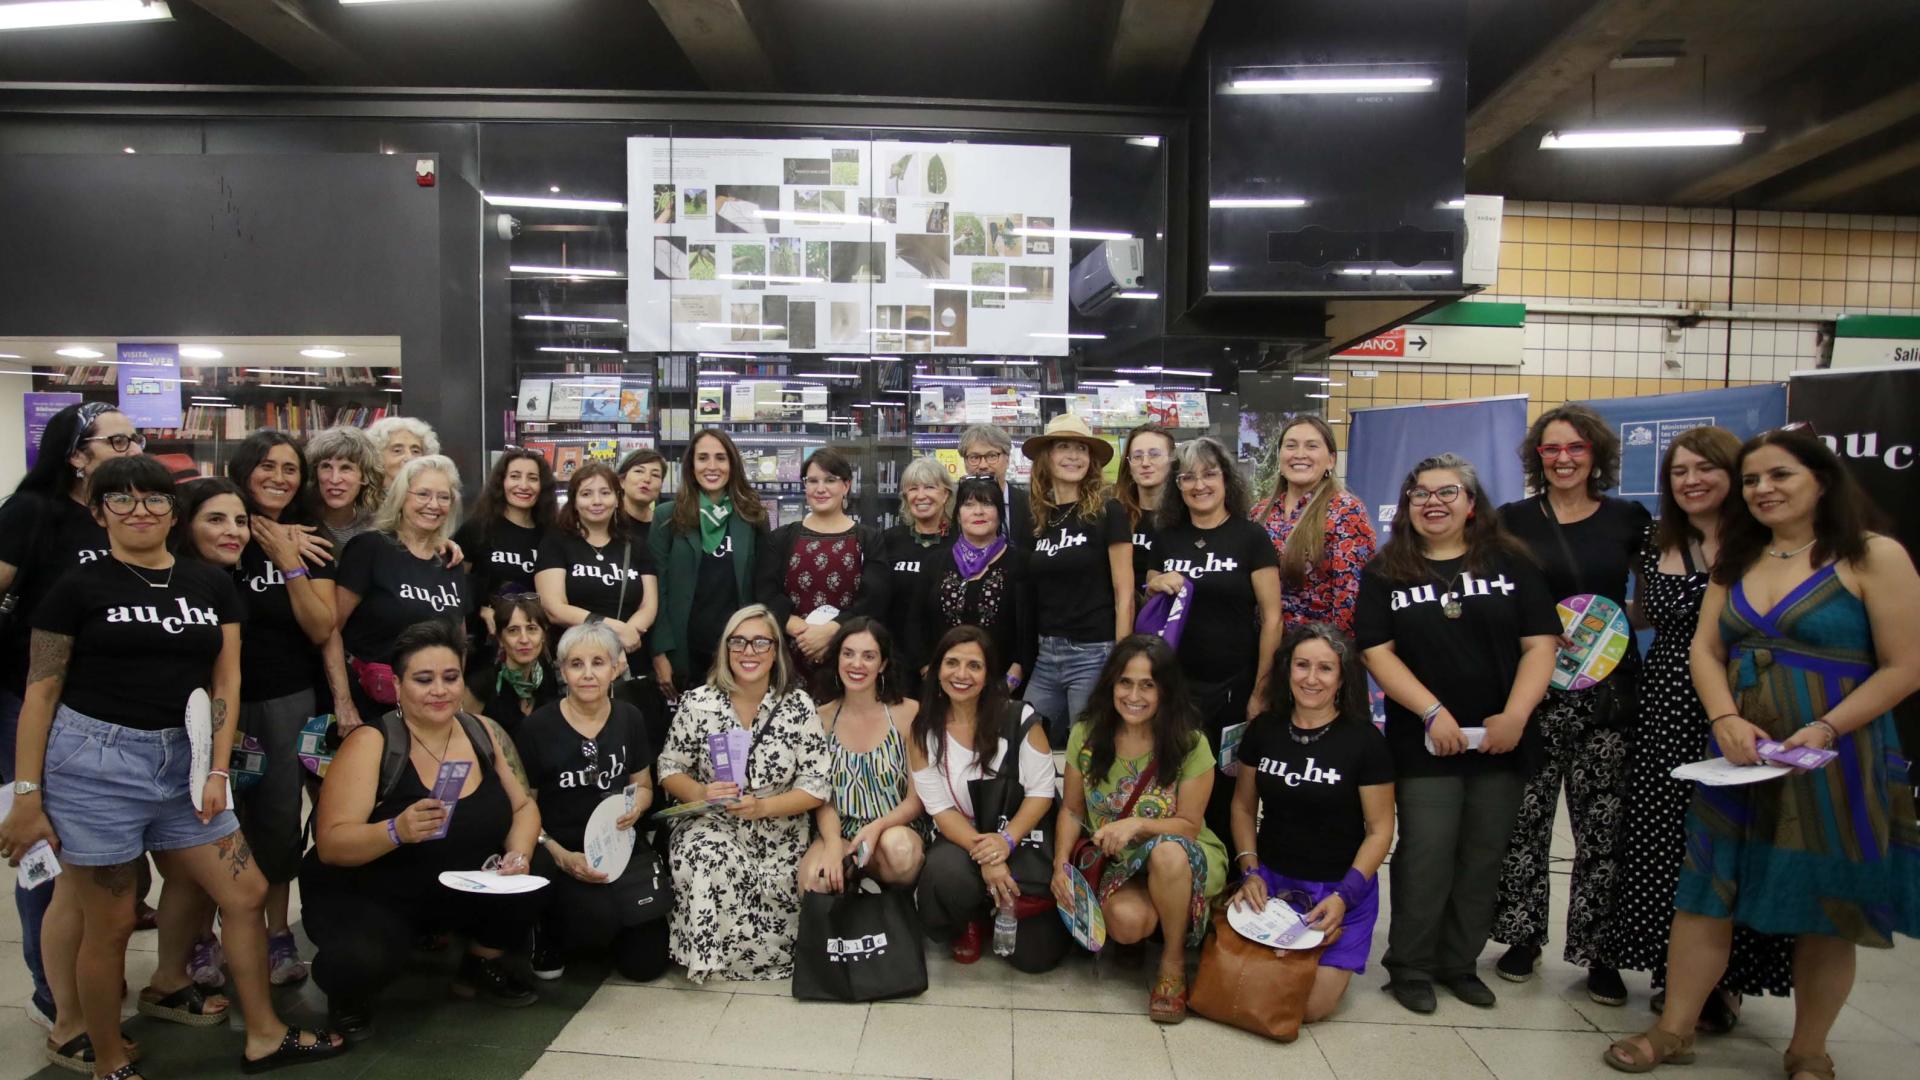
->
[0,401,1912,1080]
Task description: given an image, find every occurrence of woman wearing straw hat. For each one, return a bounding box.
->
[1019,414,1134,745]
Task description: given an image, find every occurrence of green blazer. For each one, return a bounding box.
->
[647,498,767,674]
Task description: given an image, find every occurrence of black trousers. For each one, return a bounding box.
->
[530,847,669,983]
[1190,670,1255,845]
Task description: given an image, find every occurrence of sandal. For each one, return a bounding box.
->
[102,1066,145,1080]
[1149,973,1188,1024]
[1784,1052,1835,1080]
[240,1025,349,1075]
[44,1032,143,1076]
[136,983,230,1027]
[1603,1027,1696,1073]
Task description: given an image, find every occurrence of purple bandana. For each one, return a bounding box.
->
[952,534,1007,580]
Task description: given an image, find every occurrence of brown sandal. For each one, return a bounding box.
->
[1149,974,1187,1024]
[1784,1052,1835,1080]
[1603,1027,1696,1073]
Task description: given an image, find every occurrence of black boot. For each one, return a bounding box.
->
[453,952,538,1008]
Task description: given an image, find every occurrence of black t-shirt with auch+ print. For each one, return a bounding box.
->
[1129,513,1159,592]
[1353,550,1560,778]
[1029,498,1130,643]
[517,700,650,851]
[1154,517,1279,684]
[454,518,544,606]
[33,557,242,731]
[535,532,654,629]
[1242,713,1395,882]
[336,532,473,665]
[236,540,338,701]
[0,493,110,694]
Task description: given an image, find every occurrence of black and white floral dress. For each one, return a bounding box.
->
[656,684,831,983]
[1602,527,1794,995]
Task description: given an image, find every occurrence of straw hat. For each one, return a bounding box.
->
[1022,413,1114,468]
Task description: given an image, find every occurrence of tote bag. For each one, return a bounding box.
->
[1189,907,1329,1042]
[792,861,928,1002]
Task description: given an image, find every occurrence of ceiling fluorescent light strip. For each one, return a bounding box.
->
[483,193,626,212]
[0,1,172,32]
[716,273,826,285]
[1009,227,1135,241]
[867,329,950,338]
[1540,128,1747,149]
[924,282,1028,294]
[697,322,784,332]
[1229,75,1435,94]
[536,346,623,354]
[510,264,623,277]
[1029,332,1106,340]
[520,314,622,324]
[695,352,754,360]
[1210,197,1308,209]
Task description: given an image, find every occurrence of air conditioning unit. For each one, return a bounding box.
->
[1070,239,1145,314]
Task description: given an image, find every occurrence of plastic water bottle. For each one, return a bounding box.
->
[992,898,1018,957]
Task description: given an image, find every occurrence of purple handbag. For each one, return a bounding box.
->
[1134,581,1192,648]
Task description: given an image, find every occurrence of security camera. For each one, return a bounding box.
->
[495,214,521,241]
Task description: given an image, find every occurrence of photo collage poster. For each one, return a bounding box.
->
[627,137,1071,355]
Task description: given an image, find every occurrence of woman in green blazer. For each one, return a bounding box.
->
[649,429,770,695]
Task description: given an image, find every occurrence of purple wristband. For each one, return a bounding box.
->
[386,818,402,846]
[1334,868,1369,909]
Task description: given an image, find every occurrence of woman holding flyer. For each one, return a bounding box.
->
[655,605,830,983]
[305,619,544,1042]
[1605,429,1920,1078]
[1052,635,1225,1023]
[521,622,665,984]
[0,456,346,1077]
[1229,623,1394,1024]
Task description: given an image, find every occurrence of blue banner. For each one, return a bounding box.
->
[1345,395,1531,540]
[1580,384,1786,516]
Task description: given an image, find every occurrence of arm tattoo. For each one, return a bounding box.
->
[26,631,71,689]
[210,699,228,735]
[214,832,253,881]
[483,716,530,792]
[93,859,139,898]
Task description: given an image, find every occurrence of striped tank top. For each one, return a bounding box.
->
[827,703,908,839]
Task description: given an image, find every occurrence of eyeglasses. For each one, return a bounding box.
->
[1536,441,1592,460]
[407,489,455,506]
[726,635,776,655]
[102,492,177,516]
[963,451,1005,466]
[1406,485,1463,504]
[1177,468,1223,487]
[82,433,147,454]
[1127,449,1167,464]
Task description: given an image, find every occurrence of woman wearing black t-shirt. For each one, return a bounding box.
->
[522,622,665,984]
[465,594,560,739]
[0,457,345,1076]
[1020,415,1134,744]
[1116,424,1174,590]
[877,455,953,696]
[1143,437,1282,842]
[649,430,769,697]
[617,447,667,539]
[534,462,658,676]
[920,478,1035,687]
[455,448,556,655]
[1355,453,1559,1015]
[1489,404,1651,1006]
[1229,624,1394,1024]
[328,455,474,732]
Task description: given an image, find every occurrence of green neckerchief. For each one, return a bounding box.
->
[495,659,545,701]
[698,492,733,555]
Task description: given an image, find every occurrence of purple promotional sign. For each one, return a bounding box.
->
[23,392,82,468]
[115,343,182,428]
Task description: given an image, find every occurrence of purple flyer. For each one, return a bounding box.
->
[23,392,82,468]
[1757,740,1838,770]
[707,730,751,788]
[115,343,183,429]
[429,760,473,840]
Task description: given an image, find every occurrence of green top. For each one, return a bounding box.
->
[1066,721,1228,897]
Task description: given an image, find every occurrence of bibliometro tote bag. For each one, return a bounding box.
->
[792,860,927,1003]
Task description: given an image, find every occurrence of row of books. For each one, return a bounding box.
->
[142,401,388,440]
[53,365,388,389]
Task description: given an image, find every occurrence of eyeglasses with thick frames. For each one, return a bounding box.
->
[82,433,147,454]
[963,450,1005,467]
[1536,441,1592,460]
[1406,485,1464,505]
[726,635,776,655]
[102,492,177,516]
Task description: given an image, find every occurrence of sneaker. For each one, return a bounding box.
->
[951,920,984,965]
[1385,979,1437,1014]
[267,931,309,987]
[530,925,565,982]
[1587,965,1628,1007]
[188,934,226,990]
[1440,973,1498,1008]
[453,952,537,1008]
[1495,943,1540,983]
[25,994,53,1031]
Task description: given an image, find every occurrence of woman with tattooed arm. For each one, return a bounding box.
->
[0,457,345,1079]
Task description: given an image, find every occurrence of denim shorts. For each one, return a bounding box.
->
[41,705,239,867]
[1024,636,1114,744]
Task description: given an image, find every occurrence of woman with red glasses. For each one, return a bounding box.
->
[1489,403,1650,1008]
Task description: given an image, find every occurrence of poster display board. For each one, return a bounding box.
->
[628,137,1071,354]
[23,392,81,468]
[115,343,183,428]
[1344,395,1530,539]
[1581,384,1786,516]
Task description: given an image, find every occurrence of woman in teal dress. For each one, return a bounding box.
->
[1051,635,1227,1024]
[1606,430,1920,1080]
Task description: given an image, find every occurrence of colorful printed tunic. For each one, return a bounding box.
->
[1253,487,1376,633]
[1065,722,1228,946]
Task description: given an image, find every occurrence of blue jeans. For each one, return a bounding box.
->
[1023,636,1113,746]
[0,689,52,1012]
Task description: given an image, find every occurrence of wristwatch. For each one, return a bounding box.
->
[12,781,40,797]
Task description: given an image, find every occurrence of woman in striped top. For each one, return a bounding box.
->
[798,617,926,892]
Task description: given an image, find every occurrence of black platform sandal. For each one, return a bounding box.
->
[45,1031,143,1075]
[239,1026,349,1075]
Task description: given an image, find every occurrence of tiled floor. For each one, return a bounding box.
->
[3,813,1917,1079]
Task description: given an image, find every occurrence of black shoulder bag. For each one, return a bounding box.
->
[1540,499,1637,730]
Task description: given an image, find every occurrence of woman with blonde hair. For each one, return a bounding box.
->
[1251,413,1375,633]
[877,455,954,696]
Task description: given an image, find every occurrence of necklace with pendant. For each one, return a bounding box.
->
[1288,719,1334,745]
[1766,538,1816,560]
[1429,562,1467,619]
[116,557,175,590]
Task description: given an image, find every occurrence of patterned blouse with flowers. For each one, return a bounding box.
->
[1254,487,1377,633]
[1065,722,1228,945]
[779,528,865,682]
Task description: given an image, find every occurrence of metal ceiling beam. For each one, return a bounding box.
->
[187,0,383,85]
[646,0,777,93]
[1106,0,1213,97]
[1672,81,1920,204]
[1773,139,1920,206]
[1465,0,1682,164]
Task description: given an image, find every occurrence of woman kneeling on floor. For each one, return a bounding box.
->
[521,621,669,983]
[1229,623,1395,1023]
[656,604,831,983]
[304,619,544,1042]
[1053,635,1227,1023]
